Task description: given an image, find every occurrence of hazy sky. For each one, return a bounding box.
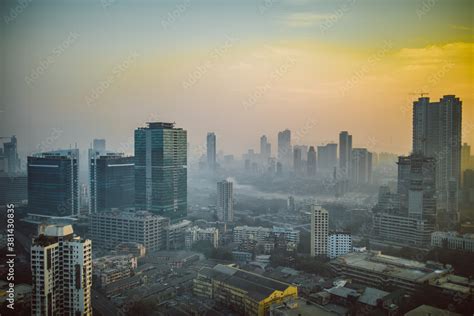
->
[0,0,473,159]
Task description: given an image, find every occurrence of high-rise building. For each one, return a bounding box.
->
[397,155,436,223]
[328,232,352,259]
[339,131,352,178]
[217,180,234,222]
[287,196,296,212]
[260,135,271,161]
[89,151,135,214]
[1,135,20,175]
[89,209,169,251]
[310,205,329,257]
[412,95,462,223]
[28,149,79,216]
[207,132,216,171]
[461,143,471,184]
[277,129,292,170]
[31,224,92,316]
[0,173,27,205]
[317,143,338,172]
[307,146,317,177]
[351,148,373,184]
[135,122,187,220]
[293,146,303,174]
[463,169,474,206]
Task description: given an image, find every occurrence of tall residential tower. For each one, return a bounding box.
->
[31,224,92,316]
[412,95,462,224]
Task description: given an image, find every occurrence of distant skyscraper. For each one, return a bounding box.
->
[287,196,296,212]
[135,122,187,220]
[412,95,462,223]
[317,143,338,172]
[307,146,317,176]
[461,143,471,184]
[93,138,106,152]
[397,155,436,224]
[31,224,92,316]
[207,132,217,171]
[351,148,372,184]
[260,135,271,161]
[310,205,328,257]
[217,180,234,222]
[28,149,79,216]
[2,135,20,174]
[278,129,292,170]
[463,170,474,206]
[293,147,302,174]
[89,151,135,214]
[339,131,352,178]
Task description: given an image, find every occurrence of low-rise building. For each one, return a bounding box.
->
[372,212,434,248]
[431,231,474,252]
[89,209,169,251]
[166,220,192,250]
[194,264,298,316]
[185,226,219,249]
[143,251,200,269]
[232,251,253,263]
[115,242,146,258]
[330,251,473,301]
[93,255,138,287]
[328,232,352,259]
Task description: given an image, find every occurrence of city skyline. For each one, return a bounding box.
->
[1,0,473,156]
[0,1,473,315]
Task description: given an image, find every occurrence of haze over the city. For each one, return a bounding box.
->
[1,0,472,157]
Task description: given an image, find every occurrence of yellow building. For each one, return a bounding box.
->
[194,264,298,316]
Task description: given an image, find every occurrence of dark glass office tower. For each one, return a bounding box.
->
[27,149,79,216]
[135,122,187,220]
[89,152,135,213]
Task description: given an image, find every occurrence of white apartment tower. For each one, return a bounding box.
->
[310,205,329,257]
[31,224,92,316]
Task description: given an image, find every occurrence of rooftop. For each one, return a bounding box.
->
[405,305,461,316]
[199,264,295,302]
[331,251,448,282]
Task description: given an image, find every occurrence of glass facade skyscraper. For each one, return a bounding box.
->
[89,151,135,214]
[27,149,79,216]
[135,122,187,221]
